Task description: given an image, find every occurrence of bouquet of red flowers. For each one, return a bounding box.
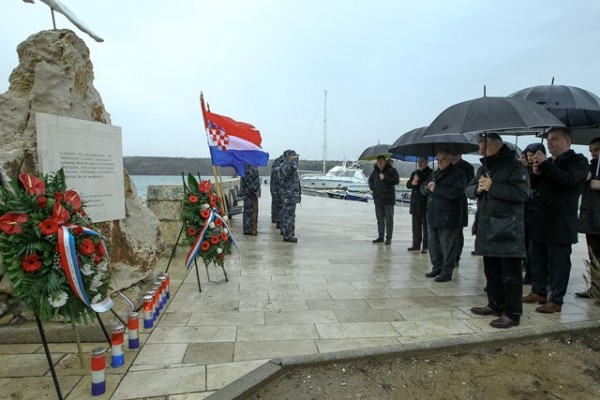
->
[181,174,233,269]
[0,169,112,323]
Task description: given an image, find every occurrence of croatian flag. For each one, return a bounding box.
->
[201,95,269,177]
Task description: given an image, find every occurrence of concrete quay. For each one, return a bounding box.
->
[1,188,599,399]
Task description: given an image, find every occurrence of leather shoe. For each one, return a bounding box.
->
[283,237,298,243]
[434,274,452,282]
[421,248,428,254]
[575,290,591,299]
[384,238,391,245]
[425,269,441,278]
[522,292,547,304]
[470,306,501,316]
[536,302,561,314]
[407,246,420,251]
[372,237,384,243]
[490,316,519,329]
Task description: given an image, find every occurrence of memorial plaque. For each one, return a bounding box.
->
[36,113,125,222]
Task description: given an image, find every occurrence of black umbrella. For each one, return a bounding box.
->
[508,84,600,145]
[390,126,480,158]
[358,144,392,161]
[425,96,565,137]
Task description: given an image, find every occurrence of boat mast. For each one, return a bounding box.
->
[323,89,327,174]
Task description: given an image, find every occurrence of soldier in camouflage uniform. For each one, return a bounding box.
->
[270,155,284,226]
[279,150,301,243]
[240,163,261,235]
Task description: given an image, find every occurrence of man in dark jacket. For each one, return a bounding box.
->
[452,153,475,266]
[406,157,432,253]
[421,150,466,282]
[279,150,301,243]
[576,137,600,298]
[467,133,530,328]
[241,164,261,235]
[368,156,400,245]
[524,128,589,313]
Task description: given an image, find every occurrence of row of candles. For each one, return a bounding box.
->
[91,272,170,396]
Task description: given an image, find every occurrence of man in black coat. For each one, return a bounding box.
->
[368,156,400,245]
[524,128,589,313]
[467,133,530,328]
[406,157,432,253]
[421,150,466,282]
[576,137,600,298]
[452,153,475,266]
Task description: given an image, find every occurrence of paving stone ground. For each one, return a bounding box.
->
[0,187,598,399]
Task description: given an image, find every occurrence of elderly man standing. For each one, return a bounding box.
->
[368,156,400,245]
[524,128,589,313]
[421,150,466,282]
[467,133,530,328]
[406,157,432,253]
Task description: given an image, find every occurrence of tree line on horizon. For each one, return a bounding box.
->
[122,156,455,179]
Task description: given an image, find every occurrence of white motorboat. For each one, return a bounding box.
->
[300,161,370,191]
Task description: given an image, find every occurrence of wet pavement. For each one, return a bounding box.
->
[1,188,599,399]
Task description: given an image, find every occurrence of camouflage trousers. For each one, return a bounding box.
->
[271,196,282,223]
[280,202,296,239]
[243,195,258,234]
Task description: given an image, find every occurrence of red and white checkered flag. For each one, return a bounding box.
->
[207,127,229,151]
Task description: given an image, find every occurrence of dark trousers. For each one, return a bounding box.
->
[243,195,258,234]
[428,226,459,275]
[375,203,395,239]
[585,233,600,260]
[280,202,297,239]
[411,213,428,248]
[529,240,572,305]
[455,228,465,263]
[483,256,523,321]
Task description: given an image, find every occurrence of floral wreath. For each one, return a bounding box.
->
[181,174,235,269]
[0,169,112,323]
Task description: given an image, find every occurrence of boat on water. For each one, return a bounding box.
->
[325,190,371,203]
[301,90,371,193]
[300,161,370,191]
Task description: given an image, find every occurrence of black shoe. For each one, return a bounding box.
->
[283,237,298,243]
[470,306,501,316]
[372,237,384,243]
[490,315,519,329]
[575,290,591,299]
[420,248,428,254]
[407,246,420,251]
[425,269,441,278]
[384,238,391,245]
[434,274,452,282]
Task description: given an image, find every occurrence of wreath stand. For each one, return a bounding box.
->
[35,312,111,400]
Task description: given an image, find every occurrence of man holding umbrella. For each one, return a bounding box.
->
[524,128,589,313]
[467,133,530,328]
[406,157,432,253]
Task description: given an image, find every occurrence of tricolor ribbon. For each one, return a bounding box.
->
[185,208,238,270]
[58,226,113,313]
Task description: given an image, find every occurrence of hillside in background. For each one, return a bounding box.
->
[123,156,431,178]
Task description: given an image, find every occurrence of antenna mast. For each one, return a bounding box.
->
[323,90,328,174]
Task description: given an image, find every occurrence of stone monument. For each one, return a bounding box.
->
[0,29,164,329]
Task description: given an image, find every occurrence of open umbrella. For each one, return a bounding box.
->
[508,84,600,144]
[390,126,480,158]
[358,144,392,161]
[425,96,565,137]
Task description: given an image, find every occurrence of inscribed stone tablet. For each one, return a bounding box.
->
[36,113,125,222]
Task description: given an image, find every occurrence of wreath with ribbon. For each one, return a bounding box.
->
[181,174,235,269]
[0,169,112,323]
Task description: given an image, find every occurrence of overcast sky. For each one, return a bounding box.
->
[1,0,598,161]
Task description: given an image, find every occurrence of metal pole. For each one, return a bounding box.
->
[35,314,63,400]
[323,89,328,174]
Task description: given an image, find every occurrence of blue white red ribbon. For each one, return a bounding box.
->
[58,226,113,313]
[185,208,238,270]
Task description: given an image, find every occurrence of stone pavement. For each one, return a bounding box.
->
[1,187,599,399]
